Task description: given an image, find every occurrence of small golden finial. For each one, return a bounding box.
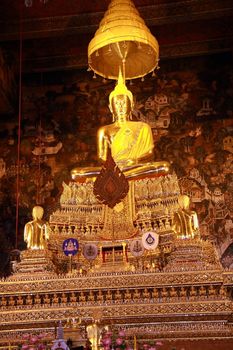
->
[109,68,133,105]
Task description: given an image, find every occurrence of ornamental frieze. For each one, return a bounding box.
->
[0,270,227,294]
[1,299,231,325]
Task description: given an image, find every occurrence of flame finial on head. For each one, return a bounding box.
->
[109,68,133,105]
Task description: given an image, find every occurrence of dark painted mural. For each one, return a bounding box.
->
[0,51,232,273]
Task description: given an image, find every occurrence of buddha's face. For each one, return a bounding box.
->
[111,94,132,123]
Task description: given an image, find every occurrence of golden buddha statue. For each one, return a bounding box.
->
[161,287,168,301]
[133,289,141,300]
[43,294,50,305]
[52,293,59,304]
[96,290,104,302]
[142,288,150,299]
[61,293,68,304]
[16,295,24,306]
[169,287,177,299]
[219,286,226,298]
[124,289,132,301]
[0,296,7,307]
[71,71,170,181]
[8,296,15,306]
[173,195,199,239]
[25,295,33,305]
[189,286,197,301]
[79,291,86,302]
[34,294,41,305]
[208,285,216,299]
[115,289,122,301]
[88,291,95,302]
[105,290,112,301]
[24,206,49,250]
[70,292,77,303]
[179,287,187,300]
[152,288,159,300]
[199,285,206,299]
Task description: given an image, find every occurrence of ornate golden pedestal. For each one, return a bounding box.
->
[0,175,233,347]
[11,249,54,277]
[164,238,221,272]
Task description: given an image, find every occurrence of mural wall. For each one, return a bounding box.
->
[0,51,232,273]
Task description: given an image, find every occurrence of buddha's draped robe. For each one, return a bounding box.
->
[24,219,48,249]
[110,121,154,167]
[173,209,199,238]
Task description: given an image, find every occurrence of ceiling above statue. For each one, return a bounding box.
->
[0,0,232,73]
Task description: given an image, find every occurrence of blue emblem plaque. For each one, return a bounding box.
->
[62,238,79,256]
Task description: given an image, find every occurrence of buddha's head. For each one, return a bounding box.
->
[32,205,44,220]
[109,69,134,123]
[178,194,190,210]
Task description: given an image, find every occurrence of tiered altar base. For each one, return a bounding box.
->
[1,238,233,346]
[0,175,233,346]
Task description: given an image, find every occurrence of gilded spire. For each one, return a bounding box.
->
[109,68,133,105]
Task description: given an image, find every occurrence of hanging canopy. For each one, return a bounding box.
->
[88,0,159,80]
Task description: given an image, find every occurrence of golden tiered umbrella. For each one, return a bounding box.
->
[88,0,159,80]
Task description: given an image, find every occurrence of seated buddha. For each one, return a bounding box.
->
[71,70,170,181]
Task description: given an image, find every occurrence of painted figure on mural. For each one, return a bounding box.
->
[24,205,49,250]
[71,70,170,181]
[173,194,199,239]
